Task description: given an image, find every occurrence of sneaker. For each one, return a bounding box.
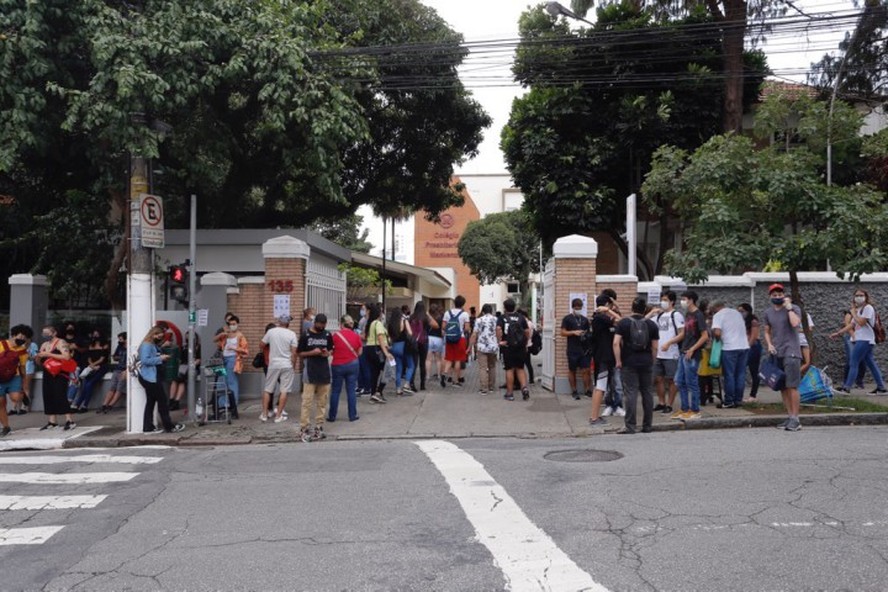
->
[440,376,446,388]
[403,385,415,394]
[661,405,673,414]
[274,414,288,423]
[588,417,607,427]
[870,388,888,395]
[653,404,665,412]
[273,408,289,419]
[683,411,701,420]
[300,428,314,443]
[150,427,164,434]
[776,418,790,429]
[584,390,593,398]
[170,423,185,433]
[0,426,10,437]
[504,393,515,401]
[616,426,635,435]
[259,413,268,422]
[369,394,386,404]
[63,421,76,431]
[397,389,414,397]
[614,406,626,417]
[669,410,685,420]
[451,381,462,388]
[313,426,326,440]
[479,390,488,395]
[522,387,530,401]
[571,391,581,400]
[716,402,736,409]
[836,386,851,394]
[601,406,614,417]
[785,418,802,432]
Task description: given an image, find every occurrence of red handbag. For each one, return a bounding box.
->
[43,357,77,377]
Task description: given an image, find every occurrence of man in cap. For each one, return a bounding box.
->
[298,313,334,442]
[763,283,803,431]
[259,315,298,423]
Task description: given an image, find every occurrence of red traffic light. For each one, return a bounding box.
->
[169,265,186,284]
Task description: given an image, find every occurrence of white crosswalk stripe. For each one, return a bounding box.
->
[0,450,165,545]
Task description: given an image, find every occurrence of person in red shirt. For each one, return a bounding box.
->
[0,325,31,437]
[328,315,364,422]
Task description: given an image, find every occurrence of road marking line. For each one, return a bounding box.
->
[0,495,108,510]
[0,454,162,465]
[0,472,137,484]
[415,440,608,592]
[0,526,64,545]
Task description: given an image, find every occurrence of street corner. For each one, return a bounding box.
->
[0,425,104,452]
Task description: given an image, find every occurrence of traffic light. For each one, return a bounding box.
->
[168,264,188,304]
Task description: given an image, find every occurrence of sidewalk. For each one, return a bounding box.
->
[3,360,887,450]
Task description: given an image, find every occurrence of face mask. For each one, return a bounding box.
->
[573,309,583,316]
[229,324,238,331]
[154,336,163,343]
[42,331,52,339]
[679,299,688,309]
[855,296,866,305]
[14,338,25,346]
[771,297,785,306]
[65,333,75,338]
[660,300,670,309]
[360,309,366,318]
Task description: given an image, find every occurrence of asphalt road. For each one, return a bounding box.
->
[2,426,888,591]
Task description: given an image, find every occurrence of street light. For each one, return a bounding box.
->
[545,1,594,26]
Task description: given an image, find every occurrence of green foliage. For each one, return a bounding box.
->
[338,263,390,302]
[457,210,541,287]
[643,96,888,284]
[311,213,373,253]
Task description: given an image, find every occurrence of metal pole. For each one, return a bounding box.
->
[381,216,387,310]
[187,194,197,420]
[626,193,637,277]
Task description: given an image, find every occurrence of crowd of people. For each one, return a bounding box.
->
[564,284,886,435]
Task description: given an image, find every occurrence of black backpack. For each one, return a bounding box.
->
[505,315,526,349]
[529,329,542,355]
[627,317,650,352]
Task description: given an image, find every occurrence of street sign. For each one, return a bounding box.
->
[139,194,165,248]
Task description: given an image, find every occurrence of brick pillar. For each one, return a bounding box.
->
[262,235,309,336]
[551,235,598,395]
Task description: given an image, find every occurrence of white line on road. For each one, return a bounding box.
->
[0,454,163,465]
[0,526,64,545]
[415,439,608,592]
[0,495,108,510]
[0,472,138,484]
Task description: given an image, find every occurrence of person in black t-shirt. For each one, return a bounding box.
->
[613,297,660,434]
[496,298,530,401]
[298,313,334,442]
[561,298,592,400]
[588,295,621,426]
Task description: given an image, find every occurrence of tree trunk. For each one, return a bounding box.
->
[722,0,747,133]
[104,189,128,311]
[789,269,816,363]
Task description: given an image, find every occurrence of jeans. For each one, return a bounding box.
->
[222,355,239,407]
[842,335,867,387]
[611,367,623,408]
[675,355,701,412]
[72,370,105,409]
[844,341,885,390]
[721,349,750,405]
[621,365,653,431]
[390,341,415,390]
[747,342,762,398]
[329,361,359,421]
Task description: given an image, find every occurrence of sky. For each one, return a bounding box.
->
[419,0,858,174]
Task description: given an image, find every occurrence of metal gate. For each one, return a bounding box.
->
[306,256,346,330]
[540,257,555,391]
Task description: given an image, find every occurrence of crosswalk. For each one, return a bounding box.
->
[0,448,166,546]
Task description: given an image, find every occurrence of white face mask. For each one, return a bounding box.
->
[229,324,238,331]
[679,299,689,309]
[855,296,866,305]
[660,300,670,309]
[573,308,583,316]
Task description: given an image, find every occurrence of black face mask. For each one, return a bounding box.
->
[14,338,26,346]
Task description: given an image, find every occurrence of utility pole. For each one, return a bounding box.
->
[186,194,197,421]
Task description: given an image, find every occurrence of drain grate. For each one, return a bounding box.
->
[544,449,623,463]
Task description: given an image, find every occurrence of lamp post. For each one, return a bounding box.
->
[545,1,594,26]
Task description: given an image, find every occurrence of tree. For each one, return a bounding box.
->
[643,93,888,333]
[0,0,489,308]
[338,263,390,303]
[457,210,541,296]
[311,214,373,254]
[502,3,766,277]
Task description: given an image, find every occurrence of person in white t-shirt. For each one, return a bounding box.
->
[711,301,750,408]
[840,289,887,394]
[646,291,684,415]
[259,315,298,423]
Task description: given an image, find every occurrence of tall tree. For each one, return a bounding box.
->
[502,2,766,277]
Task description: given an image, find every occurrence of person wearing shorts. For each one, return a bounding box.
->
[496,298,530,401]
[763,283,803,432]
[561,298,592,400]
[98,332,127,414]
[260,315,298,423]
[649,291,683,415]
[0,325,31,437]
[588,296,619,426]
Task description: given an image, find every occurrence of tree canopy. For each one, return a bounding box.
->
[501,2,766,277]
[457,210,541,293]
[0,0,489,307]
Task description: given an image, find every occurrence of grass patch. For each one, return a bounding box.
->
[743,397,888,415]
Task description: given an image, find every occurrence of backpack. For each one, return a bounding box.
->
[444,310,463,344]
[505,315,527,349]
[529,328,543,355]
[658,310,679,334]
[627,317,650,352]
[0,341,20,383]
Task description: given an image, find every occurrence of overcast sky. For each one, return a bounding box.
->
[419,0,855,174]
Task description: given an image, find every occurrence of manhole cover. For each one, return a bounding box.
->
[544,449,623,463]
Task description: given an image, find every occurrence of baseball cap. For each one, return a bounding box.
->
[277,314,292,324]
[768,283,785,294]
[314,313,328,324]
